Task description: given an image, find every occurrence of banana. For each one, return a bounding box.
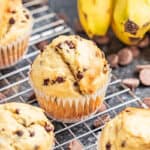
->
[112,0,150,45]
[77,0,112,38]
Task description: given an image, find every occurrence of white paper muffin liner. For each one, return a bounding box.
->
[0,8,33,69]
[31,70,111,123]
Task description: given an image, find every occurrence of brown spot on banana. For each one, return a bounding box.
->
[124,19,139,35]
[129,37,141,43]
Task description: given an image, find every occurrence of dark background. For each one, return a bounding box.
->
[49,0,150,99]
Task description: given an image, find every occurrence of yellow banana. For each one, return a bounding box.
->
[112,0,150,45]
[77,0,112,38]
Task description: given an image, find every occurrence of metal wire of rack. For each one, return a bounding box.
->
[0,0,147,149]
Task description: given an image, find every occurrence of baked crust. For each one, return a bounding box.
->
[0,102,54,150]
[99,107,150,150]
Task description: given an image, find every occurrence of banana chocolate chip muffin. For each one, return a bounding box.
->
[29,35,111,123]
[0,102,54,150]
[0,0,32,69]
[98,107,150,150]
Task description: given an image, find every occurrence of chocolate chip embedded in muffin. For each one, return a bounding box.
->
[56,76,65,83]
[44,123,53,132]
[9,18,15,24]
[15,130,24,136]
[25,14,30,19]
[29,131,35,137]
[64,40,76,49]
[106,142,111,150]
[43,79,50,86]
[76,71,83,80]
[15,109,20,114]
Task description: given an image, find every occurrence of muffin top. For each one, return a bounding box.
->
[100,107,150,150]
[30,35,109,98]
[0,0,32,46]
[0,102,54,150]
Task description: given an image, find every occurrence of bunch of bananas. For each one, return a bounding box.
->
[78,0,150,45]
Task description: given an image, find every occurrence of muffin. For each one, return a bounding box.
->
[29,35,111,123]
[0,0,32,69]
[98,107,150,150]
[0,102,54,150]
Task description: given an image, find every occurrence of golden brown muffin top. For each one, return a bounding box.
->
[0,0,32,46]
[0,102,54,150]
[99,107,150,150]
[30,35,110,98]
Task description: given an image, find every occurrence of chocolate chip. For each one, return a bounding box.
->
[106,142,111,150]
[107,54,119,68]
[21,20,26,23]
[143,97,150,108]
[11,10,16,14]
[118,48,133,66]
[103,64,108,74]
[56,76,65,83]
[121,141,126,147]
[9,18,15,24]
[15,109,20,114]
[29,131,35,137]
[129,46,140,58]
[51,80,56,85]
[93,35,110,45]
[0,93,6,100]
[73,81,78,87]
[68,140,84,150]
[36,40,49,52]
[76,71,83,80]
[83,68,87,72]
[15,130,23,136]
[138,35,149,48]
[64,40,76,49]
[124,19,139,35]
[136,64,150,72]
[122,78,140,91]
[139,69,150,86]
[56,43,62,50]
[25,14,30,19]
[43,78,50,86]
[44,123,53,132]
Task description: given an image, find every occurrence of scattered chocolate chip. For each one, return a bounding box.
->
[76,71,83,80]
[103,64,108,74]
[139,69,150,86]
[118,48,133,66]
[0,93,6,100]
[73,81,78,87]
[97,103,107,113]
[29,131,35,137]
[15,109,20,114]
[121,141,126,147]
[21,20,26,23]
[125,110,130,113]
[138,35,149,48]
[43,78,50,86]
[83,68,87,72]
[143,97,150,108]
[64,40,76,49]
[1,128,5,131]
[93,35,110,45]
[122,78,140,91]
[129,46,140,58]
[124,19,139,35]
[106,142,111,150]
[55,43,62,50]
[36,40,49,52]
[15,130,24,136]
[44,123,53,132]
[25,14,30,19]
[73,18,84,33]
[68,140,84,150]
[9,18,15,24]
[51,80,56,85]
[56,76,65,83]
[93,114,110,128]
[107,54,119,68]
[136,64,150,72]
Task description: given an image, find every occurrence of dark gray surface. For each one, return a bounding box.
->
[49,0,150,99]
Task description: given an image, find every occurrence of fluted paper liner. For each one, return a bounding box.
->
[32,70,111,123]
[0,9,33,69]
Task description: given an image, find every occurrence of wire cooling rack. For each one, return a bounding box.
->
[0,0,147,149]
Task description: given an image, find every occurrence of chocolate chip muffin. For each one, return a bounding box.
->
[0,102,54,150]
[0,0,32,69]
[29,35,111,123]
[98,107,150,150]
